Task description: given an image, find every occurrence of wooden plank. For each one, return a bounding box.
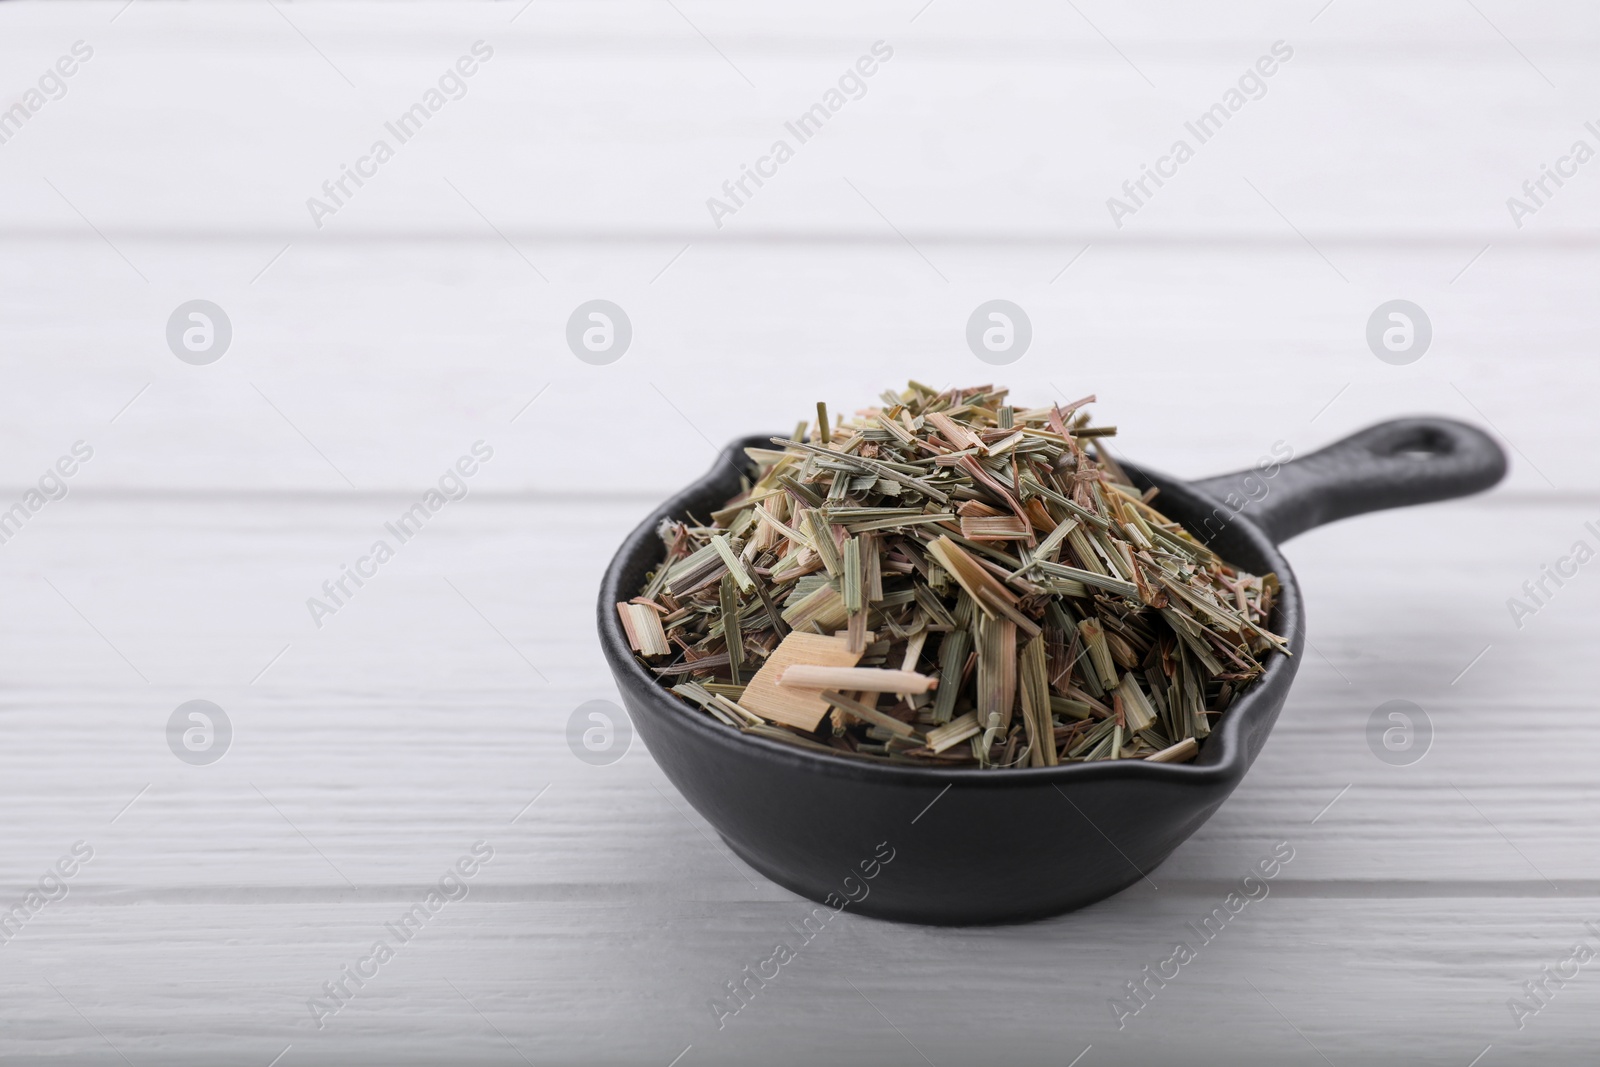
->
[0,6,1598,238]
[0,494,1594,884]
[2,897,1598,1063]
[0,241,1589,497]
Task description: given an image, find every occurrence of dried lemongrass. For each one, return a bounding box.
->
[778,666,937,694]
[617,602,670,657]
[623,383,1287,768]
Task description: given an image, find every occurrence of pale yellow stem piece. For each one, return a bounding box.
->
[1145,737,1199,763]
[925,711,981,753]
[777,666,937,694]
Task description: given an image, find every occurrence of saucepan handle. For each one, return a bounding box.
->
[1193,417,1508,545]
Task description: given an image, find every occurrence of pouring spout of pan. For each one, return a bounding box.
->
[1192,417,1508,545]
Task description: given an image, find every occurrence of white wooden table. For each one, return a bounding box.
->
[2,2,1598,1063]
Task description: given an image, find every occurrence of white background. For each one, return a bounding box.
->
[0,1,1596,1064]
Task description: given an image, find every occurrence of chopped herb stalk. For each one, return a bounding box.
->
[624,383,1285,766]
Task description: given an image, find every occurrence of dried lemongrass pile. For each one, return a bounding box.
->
[618,382,1287,769]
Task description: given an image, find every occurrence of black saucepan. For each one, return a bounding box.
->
[598,417,1506,924]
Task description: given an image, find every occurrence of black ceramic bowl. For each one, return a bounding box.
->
[599,418,1506,924]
